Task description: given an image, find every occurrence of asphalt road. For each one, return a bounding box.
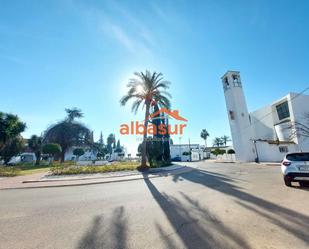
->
[0,161,308,249]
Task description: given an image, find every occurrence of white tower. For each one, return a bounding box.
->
[222,71,256,162]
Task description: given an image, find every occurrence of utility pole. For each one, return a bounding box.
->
[189,138,191,161]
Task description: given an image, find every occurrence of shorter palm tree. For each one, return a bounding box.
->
[28,135,43,165]
[221,135,231,146]
[213,137,223,147]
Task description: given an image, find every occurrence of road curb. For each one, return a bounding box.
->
[0,166,193,190]
[22,165,186,184]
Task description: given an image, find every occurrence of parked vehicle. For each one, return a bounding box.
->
[281,152,309,187]
[8,153,36,165]
[171,156,181,162]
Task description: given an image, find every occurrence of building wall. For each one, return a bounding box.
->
[222,71,256,161]
[222,71,309,162]
[289,93,309,151]
[255,142,297,162]
[250,105,276,140]
[170,144,202,162]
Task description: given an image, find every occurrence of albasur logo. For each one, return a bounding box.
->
[120,108,188,135]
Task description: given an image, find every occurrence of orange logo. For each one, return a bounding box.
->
[120,108,187,135]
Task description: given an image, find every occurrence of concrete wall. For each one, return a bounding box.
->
[255,142,297,162]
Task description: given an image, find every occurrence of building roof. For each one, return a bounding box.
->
[221,70,240,79]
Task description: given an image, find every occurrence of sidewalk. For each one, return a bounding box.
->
[0,164,193,190]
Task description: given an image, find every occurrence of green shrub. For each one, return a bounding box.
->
[50,161,140,175]
[0,167,21,177]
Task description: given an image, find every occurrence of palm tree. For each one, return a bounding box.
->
[200,129,210,148]
[28,135,43,165]
[65,108,83,122]
[221,135,231,146]
[120,70,171,169]
[213,137,223,147]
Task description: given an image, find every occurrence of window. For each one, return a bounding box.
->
[286,153,309,161]
[223,77,230,91]
[279,146,288,153]
[232,74,241,87]
[229,111,235,120]
[276,101,290,120]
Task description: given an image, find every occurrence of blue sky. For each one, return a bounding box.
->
[1,0,309,155]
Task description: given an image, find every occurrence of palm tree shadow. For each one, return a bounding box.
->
[143,174,250,249]
[172,168,309,243]
[77,206,127,249]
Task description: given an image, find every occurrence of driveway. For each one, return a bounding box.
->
[0,161,308,249]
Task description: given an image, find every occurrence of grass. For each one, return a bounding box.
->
[50,161,140,175]
[0,167,21,177]
[0,160,172,177]
[0,161,72,177]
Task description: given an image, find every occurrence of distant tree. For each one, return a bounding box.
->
[116,139,121,149]
[65,108,83,122]
[0,112,26,150]
[211,148,225,157]
[1,136,24,164]
[0,112,26,164]
[221,135,231,146]
[200,129,210,147]
[28,135,43,165]
[42,143,62,162]
[113,139,116,149]
[99,132,104,145]
[213,137,223,147]
[107,134,115,154]
[120,70,172,169]
[43,109,91,162]
[73,148,85,161]
[227,149,235,154]
[97,146,109,159]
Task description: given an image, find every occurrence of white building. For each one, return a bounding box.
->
[222,71,309,162]
[170,144,204,162]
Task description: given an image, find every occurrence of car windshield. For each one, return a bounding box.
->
[286,153,309,161]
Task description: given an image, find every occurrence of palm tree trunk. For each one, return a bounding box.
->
[141,102,151,168]
[35,151,41,165]
[61,150,65,163]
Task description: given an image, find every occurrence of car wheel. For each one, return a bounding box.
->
[284,176,292,187]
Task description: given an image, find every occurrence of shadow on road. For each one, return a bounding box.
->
[172,168,309,244]
[77,206,127,249]
[143,173,250,249]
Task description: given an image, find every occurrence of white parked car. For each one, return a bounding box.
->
[281,152,309,187]
[8,153,36,165]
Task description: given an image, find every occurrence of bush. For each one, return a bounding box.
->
[0,166,21,177]
[43,143,62,156]
[211,148,226,156]
[227,149,235,154]
[73,148,85,157]
[50,161,140,175]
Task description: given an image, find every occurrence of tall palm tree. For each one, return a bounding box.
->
[120,70,172,169]
[200,129,210,148]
